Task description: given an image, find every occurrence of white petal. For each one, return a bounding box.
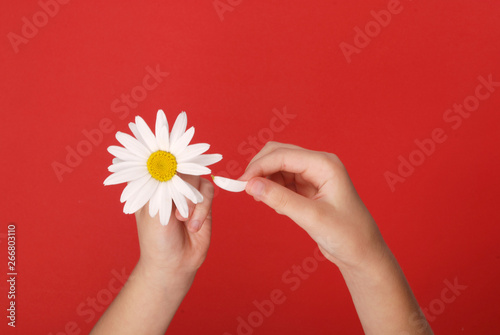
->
[112,158,122,165]
[169,181,189,218]
[170,127,194,156]
[129,122,147,147]
[109,161,145,173]
[148,183,163,217]
[108,146,144,162]
[171,175,198,204]
[120,175,151,203]
[159,183,172,225]
[135,116,159,152]
[187,154,223,167]
[176,143,210,163]
[185,181,204,203]
[157,125,170,151]
[176,163,211,176]
[104,166,149,185]
[124,191,139,213]
[116,132,150,159]
[170,111,187,145]
[213,176,248,192]
[155,109,168,137]
[123,177,158,214]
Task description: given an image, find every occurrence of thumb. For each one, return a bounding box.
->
[246,177,317,231]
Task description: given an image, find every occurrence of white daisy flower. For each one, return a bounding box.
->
[104,110,222,226]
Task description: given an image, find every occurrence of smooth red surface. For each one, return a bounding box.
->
[1,1,500,334]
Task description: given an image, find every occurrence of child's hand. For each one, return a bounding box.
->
[240,142,432,334]
[240,142,387,272]
[92,176,214,335]
[134,176,214,279]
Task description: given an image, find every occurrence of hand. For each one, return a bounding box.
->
[240,142,387,271]
[135,175,214,279]
[91,176,215,335]
[240,142,433,334]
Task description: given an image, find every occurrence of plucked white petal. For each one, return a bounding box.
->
[108,161,145,173]
[115,132,150,158]
[171,175,198,204]
[159,183,172,225]
[155,109,168,137]
[129,122,147,147]
[170,127,195,156]
[123,177,158,214]
[185,181,204,203]
[169,182,189,218]
[170,112,187,145]
[157,126,170,151]
[108,146,144,162]
[187,154,223,167]
[103,166,149,185]
[120,175,151,203]
[176,162,211,175]
[176,143,210,163]
[135,116,159,152]
[213,176,248,192]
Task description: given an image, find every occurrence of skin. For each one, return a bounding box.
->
[91,176,213,335]
[92,141,433,335]
[240,142,433,335]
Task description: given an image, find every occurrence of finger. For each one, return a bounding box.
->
[244,141,303,170]
[266,172,297,193]
[276,171,297,186]
[267,172,286,187]
[241,147,333,190]
[246,176,318,232]
[188,178,214,233]
[282,172,318,198]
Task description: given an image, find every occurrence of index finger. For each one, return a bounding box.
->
[240,147,334,190]
[245,141,304,167]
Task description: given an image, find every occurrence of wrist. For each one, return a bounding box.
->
[133,258,197,292]
[338,242,398,288]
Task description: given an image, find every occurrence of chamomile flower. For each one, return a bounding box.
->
[104,110,222,226]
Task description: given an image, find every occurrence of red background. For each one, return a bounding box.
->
[1,0,500,334]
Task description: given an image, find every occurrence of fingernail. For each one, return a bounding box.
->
[249,180,265,197]
[189,220,201,232]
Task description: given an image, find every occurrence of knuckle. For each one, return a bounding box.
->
[318,152,336,164]
[272,147,288,159]
[267,147,288,171]
[264,141,279,149]
[317,152,344,175]
[325,152,343,167]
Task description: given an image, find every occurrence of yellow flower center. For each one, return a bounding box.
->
[147,151,177,182]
